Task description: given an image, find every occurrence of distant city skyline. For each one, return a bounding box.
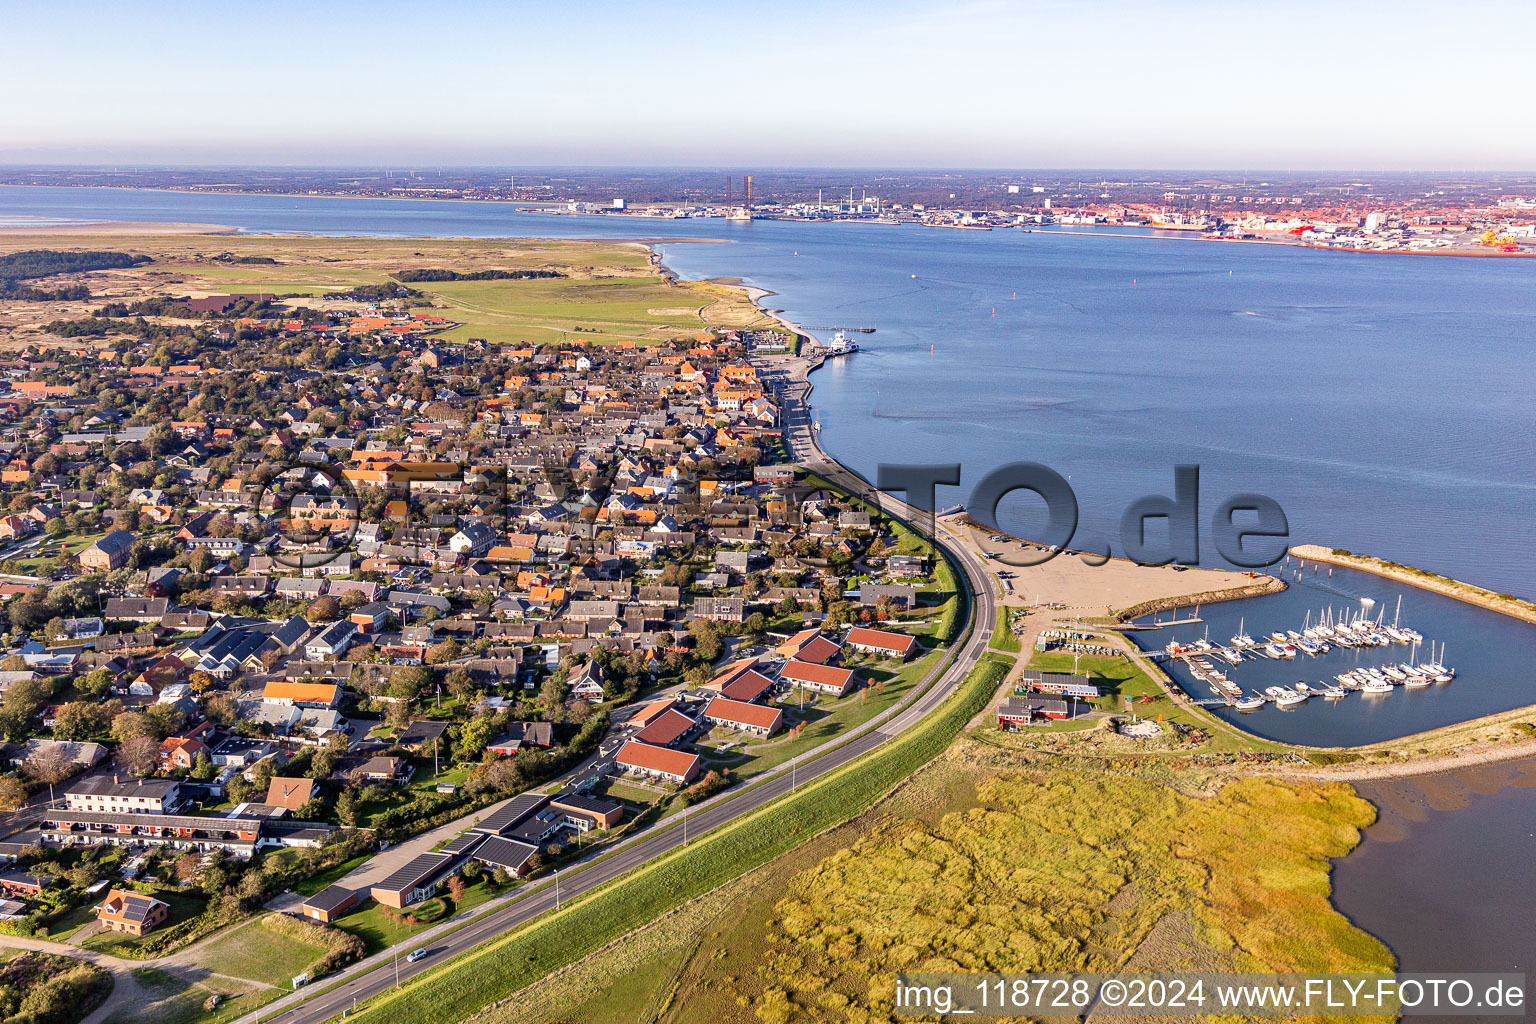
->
[6,0,1535,170]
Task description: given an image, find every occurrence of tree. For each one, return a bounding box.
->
[111,711,157,744]
[425,639,460,666]
[115,735,161,776]
[174,852,202,884]
[491,867,511,888]
[0,776,27,812]
[306,596,341,623]
[444,667,475,700]
[53,701,111,741]
[23,743,76,802]
[389,666,430,701]
[538,674,566,712]
[446,875,466,902]
[0,677,50,740]
[384,701,411,732]
[191,751,215,782]
[335,787,359,826]
[188,547,214,575]
[203,693,238,726]
[142,703,184,739]
[79,668,115,699]
[687,618,723,664]
[458,714,494,762]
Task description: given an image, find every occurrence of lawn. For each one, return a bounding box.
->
[7,528,107,573]
[194,918,329,987]
[40,900,101,940]
[64,235,772,352]
[590,778,665,809]
[426,276,765,348]
[112,966,278,1024]
[988,603,1021,652]
[697,647,944,783]
[290,852,372,897]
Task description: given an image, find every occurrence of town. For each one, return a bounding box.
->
[0,241,969,1019]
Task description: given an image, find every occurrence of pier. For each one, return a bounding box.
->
[1147,602,1456,711]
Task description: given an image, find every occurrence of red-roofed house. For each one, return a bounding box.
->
[615,741,700,785]
[844,626,917,660]
[778,659,857,697]
[633,708,699,748]
[159,736,209,771]
[719,668,775,703]
[701,696,782,738]
[775,628,843,665]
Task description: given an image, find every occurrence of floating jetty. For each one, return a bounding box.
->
[1152,599,1456,711]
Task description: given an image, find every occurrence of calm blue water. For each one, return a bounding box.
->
[1129,558,1536,745]
[1331,763,1536,996]
[4,185,1531,596]
[5,186,1536,740]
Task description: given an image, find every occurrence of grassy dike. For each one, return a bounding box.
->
[349,657,1010,1024]
[988,604,1020,652]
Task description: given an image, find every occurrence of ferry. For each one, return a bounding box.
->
[823,331,859,357]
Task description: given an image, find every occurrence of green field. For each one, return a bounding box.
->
[194,918,329,987]
[113,966,277,1024]
[6,529,108,574]
[93,235,775,349]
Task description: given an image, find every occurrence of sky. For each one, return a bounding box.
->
[4,0,1534,170]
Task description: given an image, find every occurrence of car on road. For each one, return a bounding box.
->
[406,947,429,963]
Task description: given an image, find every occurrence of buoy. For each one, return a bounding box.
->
[991,308,995,317]
[1133,278,1137,285]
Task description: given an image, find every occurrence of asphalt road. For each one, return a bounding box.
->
[251,378,996,1023]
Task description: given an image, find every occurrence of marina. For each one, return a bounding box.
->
[1128,560,1536,746]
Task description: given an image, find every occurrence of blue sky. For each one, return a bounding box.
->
[4,0,1533,169]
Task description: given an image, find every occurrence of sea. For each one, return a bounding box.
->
[1,182,1531,983]
[1330,758,1536,1015]
[4,186,1531,594]
[2,184,1532,741]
